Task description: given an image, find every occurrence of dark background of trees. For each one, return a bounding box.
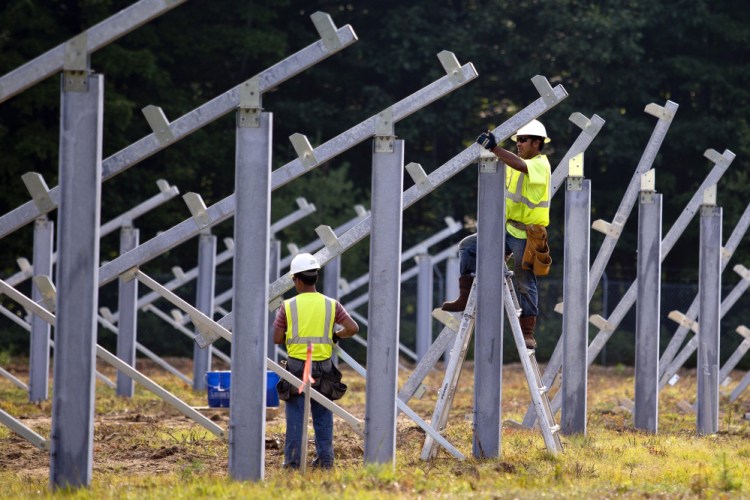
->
[1,0,749,367]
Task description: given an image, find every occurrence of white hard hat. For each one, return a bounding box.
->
[511,119,551,143]
[290,252,320,275]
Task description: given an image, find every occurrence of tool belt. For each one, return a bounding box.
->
[509,219,552,276]
[276,357,347,402]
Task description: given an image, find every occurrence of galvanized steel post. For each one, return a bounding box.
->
[473,152,504,457]
[193,230,217,390]
[229,109,272,480]
[634,172,661,433]
[561,156,590,435]
[697,188,721,435]
[50,73,103,489]
[116,225,139,397]
[363,129,404,466]
[415,253,434,361]
[29,217,53,402]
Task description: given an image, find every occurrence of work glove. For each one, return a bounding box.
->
[476,131,497,151]
[332,332,342,344]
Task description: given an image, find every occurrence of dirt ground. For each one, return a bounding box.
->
[0,356,747,482]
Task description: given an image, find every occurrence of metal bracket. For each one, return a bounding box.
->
[156,179,175,194]
[589,314,615,333]
[172,266,187,281]
[531,75,556,105]
[296,197,313,211]
[165,308,182,323]
[338,278,351,295]
[238,76,262,128]
[591,219,623,238]
[287,243,300,256]
[568,111,590,128]
[640,170,656,203]
[478,149,498,173]
[21,173,56,213]
[413,384,427,400]
[701,184,717,207]
[121,267,138,284]
[566,177,582,191]
[268,296,284,313]
[315,225,343,255]
[354,204,368,218]
[63,32,89,92]
[142,105,175,145]
[667,310,699,334]
[16,258,32,276]
[290,133,318,168]
[704,148,736,169]
[736,325,750,341]
[567,153,583,191]
[734,264,750,282]
[676,400,695,414]
[438,51,465,85]
[405,162,433,193]
[311,12,341,52]
[99,307,115,323]
[183,193,211,228]
[32,275,56,312]
[720,247,732,262]
[374,107,395,153]
[445,216,462,232]
[431,308,461,332]
[701,205,721,217]
[644,102,676,122]
[194,325,221,349]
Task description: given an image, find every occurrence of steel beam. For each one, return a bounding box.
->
[473,153,504,457]
[363,138,404,466]
[634,183,661,433]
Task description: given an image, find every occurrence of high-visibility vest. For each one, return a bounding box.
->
[284,292,336,361]
[505,154,551,239]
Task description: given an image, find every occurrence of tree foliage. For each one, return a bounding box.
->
[1,0,749,358]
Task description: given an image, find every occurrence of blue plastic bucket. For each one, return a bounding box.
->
[266,371,280,408]
[205,370,281,408]
[206,371,231,408]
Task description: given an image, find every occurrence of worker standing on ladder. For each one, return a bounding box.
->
[273,252,359,469]
[442,120,552,349]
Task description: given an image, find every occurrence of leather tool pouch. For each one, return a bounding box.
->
[522,224,552,276]
[276,358,347,401]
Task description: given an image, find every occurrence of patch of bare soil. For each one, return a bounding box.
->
[0,358,746,481]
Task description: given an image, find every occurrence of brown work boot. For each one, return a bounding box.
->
[441,275,474,312]
[519,316,537,349]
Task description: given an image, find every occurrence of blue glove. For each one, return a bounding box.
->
[477,131,497,150]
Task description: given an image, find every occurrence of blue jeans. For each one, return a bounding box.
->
[284,359,334,468]
[457,232,539,317]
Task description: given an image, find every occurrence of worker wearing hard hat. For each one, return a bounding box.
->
[273,252,359,470]
[442,119,552,350]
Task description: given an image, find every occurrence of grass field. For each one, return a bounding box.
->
[1,356,749,498]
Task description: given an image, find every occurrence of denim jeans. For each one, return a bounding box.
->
[457,232,539,317]
[283,359,334,468]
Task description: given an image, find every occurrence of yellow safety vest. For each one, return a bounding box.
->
[284,292,336,361]
[505,154,551,239]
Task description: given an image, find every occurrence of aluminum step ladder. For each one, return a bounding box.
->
[421,267,563,460]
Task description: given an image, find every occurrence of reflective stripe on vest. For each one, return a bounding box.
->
[506,172,550,209]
